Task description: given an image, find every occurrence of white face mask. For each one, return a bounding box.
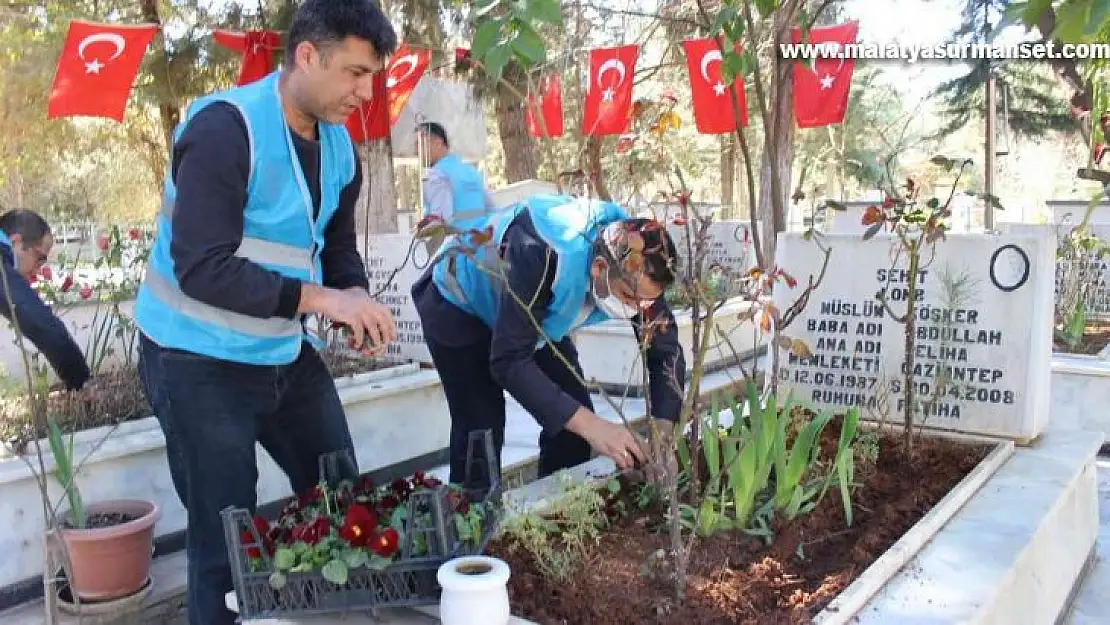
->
[592,271,639,319]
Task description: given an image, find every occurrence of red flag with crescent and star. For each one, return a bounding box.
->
[791,21,858,128]
[582,44,639,136]
[681,37,748,133]
[526,74,563,137]
[345,71,389,142]
[384,44,430,124]
[47,20,159,122]
[212,29,281,86]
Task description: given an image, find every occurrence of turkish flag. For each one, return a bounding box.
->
[791,21,858,128]
[384,45,430,124]
[212,29,281,86]
[345,72,389,142]
[682,37,748,133]
[47,20,159,122]
[526,74,563,137]
[583,45,638,136]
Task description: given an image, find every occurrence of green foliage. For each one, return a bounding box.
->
[245,471,494,589]
[46,418,84,529]
[1011,0,1110,42]
[497,477,608,583]
[676,383,860,541]
[928,0,1079,141]
[468,0,562,80]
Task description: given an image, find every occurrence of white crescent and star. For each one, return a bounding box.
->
[699,50,727,97]
[811,41,846,90]
[77,32,126,75]
[596,58,626,102]
[387,54,419,88]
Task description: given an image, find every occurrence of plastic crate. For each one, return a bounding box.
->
[220,429,502,620]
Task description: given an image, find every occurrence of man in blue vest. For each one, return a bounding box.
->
[416,121,496,230]
[132,2,397,623]
[411,194,686,482]
[0,209,89,390]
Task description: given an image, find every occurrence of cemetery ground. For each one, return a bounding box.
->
[0,219,1107,624]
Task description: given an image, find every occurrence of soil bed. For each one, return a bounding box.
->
[488,421,992,624]
[1053,319,1110,355]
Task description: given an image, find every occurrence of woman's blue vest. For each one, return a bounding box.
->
[425,153,492,229]
[133,71,356,365]
[432,194,628,348]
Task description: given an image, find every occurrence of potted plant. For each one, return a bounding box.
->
[0,250,159,619]
[46,417,160,605]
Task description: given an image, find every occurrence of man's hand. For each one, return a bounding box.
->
[565,407,647,470]
[300,285,397,351]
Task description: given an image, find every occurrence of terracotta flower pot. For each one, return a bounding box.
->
[58,499,160,602]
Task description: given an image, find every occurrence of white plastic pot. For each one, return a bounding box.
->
[437,555,511,625]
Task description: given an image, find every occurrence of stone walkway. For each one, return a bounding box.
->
[1061,457,1110,624]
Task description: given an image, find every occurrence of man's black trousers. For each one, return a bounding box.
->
[425,329,594,484]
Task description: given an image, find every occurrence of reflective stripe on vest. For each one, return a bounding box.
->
[143,269,302,338]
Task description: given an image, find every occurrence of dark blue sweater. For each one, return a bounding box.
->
[0,242,90,390]
[167,102,369,321]
[412,211,686,432]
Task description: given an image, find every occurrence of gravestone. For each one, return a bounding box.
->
[665,220,758,275]
[363,234,433,363]
[771,229,1054,441]
[1043,201,1110,316]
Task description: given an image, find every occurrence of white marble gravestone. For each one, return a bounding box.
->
[771,230,1054,441]
[665,220,758,276]
[363,234,433,363]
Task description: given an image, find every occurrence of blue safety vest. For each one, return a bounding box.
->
[133,71,356,365]
[425,153,492,230]
[432,193,628,348]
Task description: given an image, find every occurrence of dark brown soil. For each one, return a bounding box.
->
[488,423,992,624]
[62,511,138,530]
[1054,319,1110,355]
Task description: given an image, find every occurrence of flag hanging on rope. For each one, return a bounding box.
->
[526,74,564,137]
[345,72,389,142]
[212,29,281,86]
[681,37,748,133]
[791,21,858,128]
[47,20,160,122]
[582,44,639,136]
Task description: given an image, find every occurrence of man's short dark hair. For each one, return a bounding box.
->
[417,121,449,147]
[0,209,51,246]
[595,217,678,288]
[286,0,398,66]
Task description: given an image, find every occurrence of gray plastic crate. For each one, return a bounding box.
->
[221,429,502,619]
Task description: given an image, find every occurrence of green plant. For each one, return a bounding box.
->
[46,417,84,529]
[861,156,997,454]
[676,382,859,540]
[257,470,492,588]
[497,477,608,583]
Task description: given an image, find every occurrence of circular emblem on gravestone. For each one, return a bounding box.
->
[989,244,1030,292]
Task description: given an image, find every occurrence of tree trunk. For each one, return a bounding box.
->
[356,141,399,235]
[756,9,797,265]
[1035,7,1091,142]
[138,0,180,152]
[496,62,538,182]
[585,135,612,201]
[720,134,735,219]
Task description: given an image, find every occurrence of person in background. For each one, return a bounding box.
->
[131,2,398,623]
[416,121,497,230]
[0,209,89,390]
[412,193,686,483]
